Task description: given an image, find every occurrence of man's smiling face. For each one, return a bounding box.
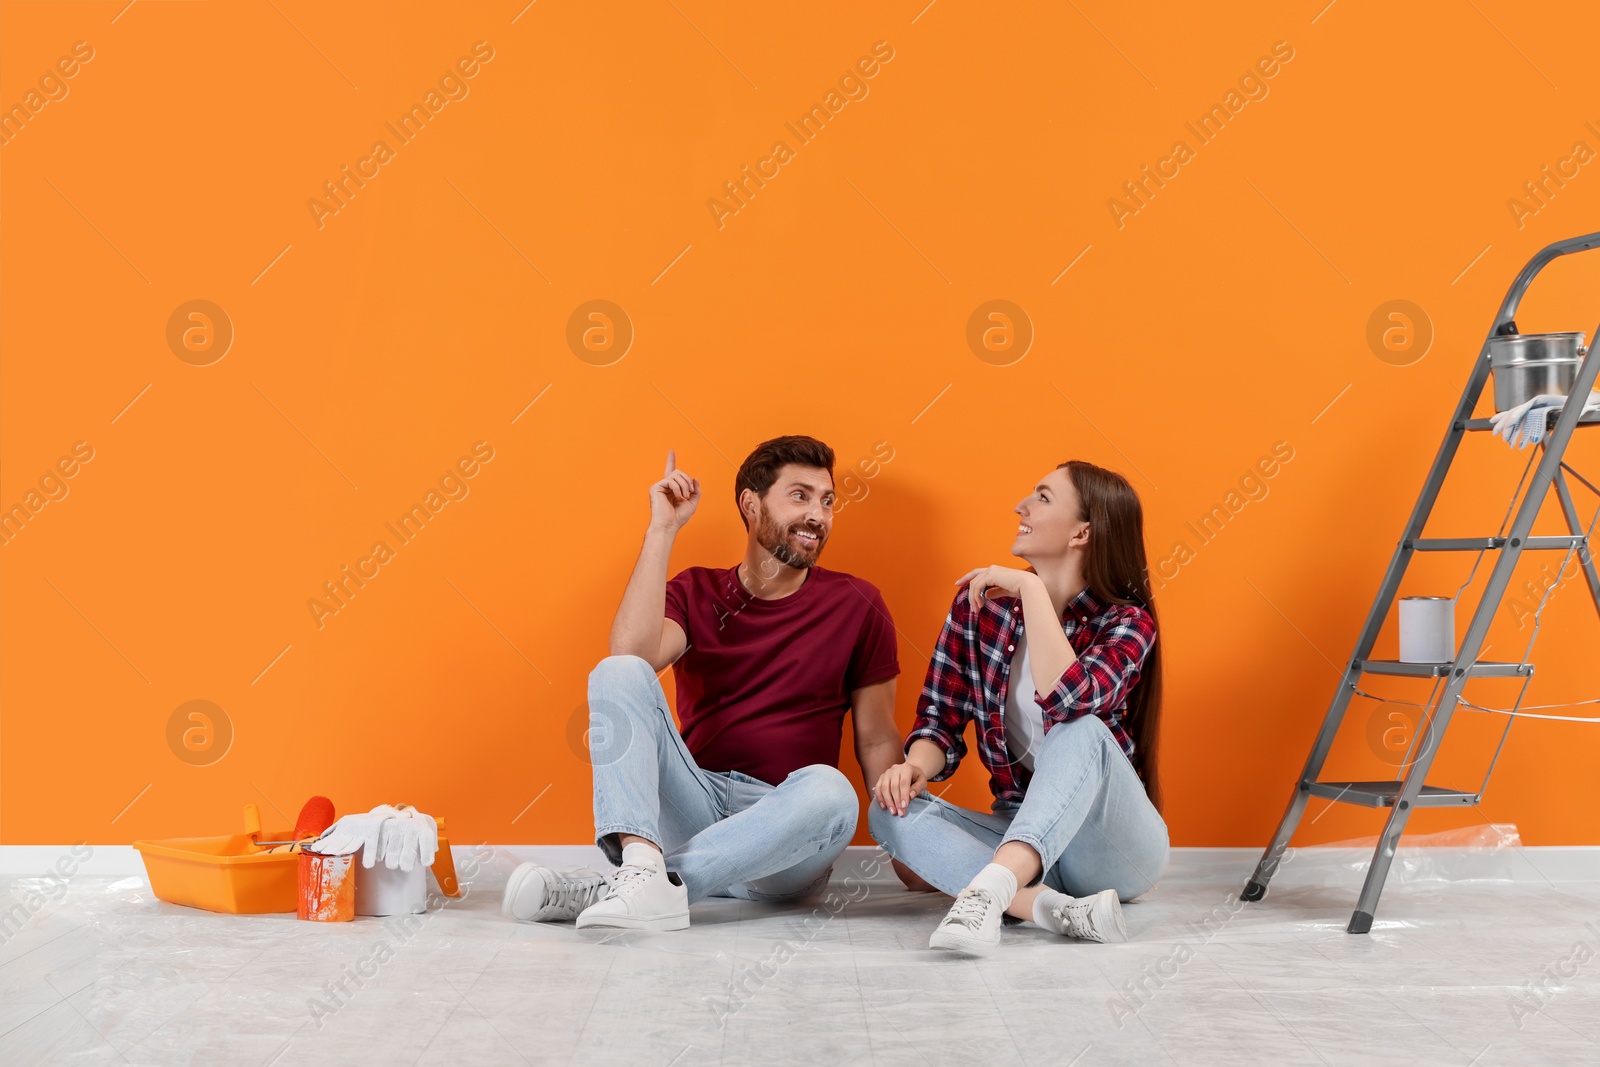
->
[748,464,834,569]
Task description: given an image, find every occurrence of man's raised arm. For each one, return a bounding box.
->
[608,450,698,671]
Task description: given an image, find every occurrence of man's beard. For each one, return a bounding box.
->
[755,508,826,570]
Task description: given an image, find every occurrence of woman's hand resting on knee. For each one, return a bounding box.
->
[873,760,928,816]
[874,739,946,816]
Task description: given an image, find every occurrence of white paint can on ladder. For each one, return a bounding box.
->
[1399,596,1456,663]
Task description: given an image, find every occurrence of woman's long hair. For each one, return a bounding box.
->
[1060,460,1164,814]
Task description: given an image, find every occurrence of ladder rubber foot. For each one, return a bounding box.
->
[1241,881,1267,902]
[1348,911,1374,934]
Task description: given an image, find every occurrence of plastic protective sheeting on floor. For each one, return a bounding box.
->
[1287,822,1531,884]
[3,844,1599,1066]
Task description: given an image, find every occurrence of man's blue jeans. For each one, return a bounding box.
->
[588,654,858,905]
[868,714,1169,901]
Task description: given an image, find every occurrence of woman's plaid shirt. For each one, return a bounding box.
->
[905,583,1156,804]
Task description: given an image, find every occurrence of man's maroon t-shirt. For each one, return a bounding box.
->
[662,564,900,787]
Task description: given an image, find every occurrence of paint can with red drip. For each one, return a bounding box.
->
[297,850,356,921]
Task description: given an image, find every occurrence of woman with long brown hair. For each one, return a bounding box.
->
[869,460,1167,952]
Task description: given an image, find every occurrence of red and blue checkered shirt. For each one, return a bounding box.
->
[905,584,1156,805]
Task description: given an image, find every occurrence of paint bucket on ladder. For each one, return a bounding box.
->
[1399,596,1455,663]
[297,850,356,921]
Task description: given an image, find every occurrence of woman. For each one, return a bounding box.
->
[869,460,1167,952]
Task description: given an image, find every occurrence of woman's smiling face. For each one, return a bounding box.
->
[1012,466,1089,561]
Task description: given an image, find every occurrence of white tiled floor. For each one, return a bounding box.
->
[2,846,1598,1066]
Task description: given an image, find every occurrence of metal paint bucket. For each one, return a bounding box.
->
[1399,596,1455,663]
[1488,332,1587,411]
[297,850,356,921]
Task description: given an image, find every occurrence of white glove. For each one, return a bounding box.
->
[308,805,402,867]
[1491,393,1566,446]
[377,808,438,872]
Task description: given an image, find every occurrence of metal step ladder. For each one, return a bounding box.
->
[1240,230,1600,933]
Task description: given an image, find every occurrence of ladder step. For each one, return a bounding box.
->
[1308,780,1478,808]
[1360,658,1533,678]
[1464,411,1600,431]
[1410,536,1586,551]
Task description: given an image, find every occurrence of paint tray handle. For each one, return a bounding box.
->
[431,817,460,897]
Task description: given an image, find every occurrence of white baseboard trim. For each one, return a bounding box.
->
[2,845,143,878]
[4,844,1600,882]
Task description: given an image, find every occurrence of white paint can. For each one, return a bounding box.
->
[1399,596,1455,663]
[354,856,428,916]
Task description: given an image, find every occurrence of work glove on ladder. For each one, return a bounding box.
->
[1490,391,1600,448]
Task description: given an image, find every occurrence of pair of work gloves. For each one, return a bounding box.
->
[1490,390,1600,448]
[308,804,437,872]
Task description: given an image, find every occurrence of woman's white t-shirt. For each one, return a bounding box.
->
[1003,630,1045,771]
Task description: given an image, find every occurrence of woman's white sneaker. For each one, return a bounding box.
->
[502,864,611,923]
[929,887,1004,953]
[575,844,689,932]
[1049,888,1128,943]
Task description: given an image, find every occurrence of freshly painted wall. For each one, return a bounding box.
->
[5,2,1600,851]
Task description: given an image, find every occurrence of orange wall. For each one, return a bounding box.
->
[6,1,1600,850]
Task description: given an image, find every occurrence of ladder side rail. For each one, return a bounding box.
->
[1551,469,1600,621]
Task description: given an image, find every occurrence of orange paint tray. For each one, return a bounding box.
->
[132,804,298,914]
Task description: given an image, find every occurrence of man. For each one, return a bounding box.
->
[502,435,903,931]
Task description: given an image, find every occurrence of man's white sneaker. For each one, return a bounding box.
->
[1049,888,1128,943]
[575,847,689,932]
[502,864,610,923]
[928,887,1004,953]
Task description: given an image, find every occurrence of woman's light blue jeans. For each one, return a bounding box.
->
[587,654,858,905]
[868,714,1169,901]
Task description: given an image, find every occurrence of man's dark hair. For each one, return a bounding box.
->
[733,435,835,529]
